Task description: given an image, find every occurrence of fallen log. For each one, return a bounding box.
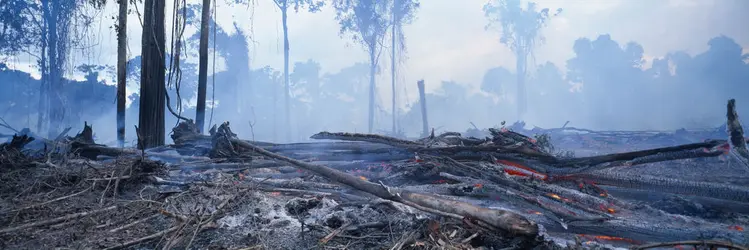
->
[222,123,538,236]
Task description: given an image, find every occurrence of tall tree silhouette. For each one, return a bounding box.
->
[139,0,167,148]
[271,0,325,141]
[116,0,128,147]
[388,0,419,134]
[333,0,390,133]
[484,0,559,120]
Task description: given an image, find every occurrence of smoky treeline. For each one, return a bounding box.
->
[1,0,748,146]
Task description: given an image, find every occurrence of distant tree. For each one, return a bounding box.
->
[483,0,560,120]
[481,66,515,97]
[139,0,167,148]
[290,59,322,102]
[566,35,648,129]
[270,0,325,141]
[333,0,391,133]
[388,0,419,134]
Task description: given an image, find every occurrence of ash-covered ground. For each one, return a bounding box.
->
[1,121,748,250]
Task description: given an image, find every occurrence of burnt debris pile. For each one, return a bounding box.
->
[1,100,749,250]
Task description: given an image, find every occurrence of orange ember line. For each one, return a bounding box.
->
[358,176,368,181]
[578,234,639,244]
[496,160,548,180]
[729,225,744,231]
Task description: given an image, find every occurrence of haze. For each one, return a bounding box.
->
[2,0,749,146]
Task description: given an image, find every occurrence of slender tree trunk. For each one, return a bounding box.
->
[516,51,527,121]
[282,6,291,142]
[37,3,49,133]
[368,48,376,134]
[417,80,428,137]
[139,0,167,149]
[391,22,397,134]
[195,0,211,133]
[46,1,62,138]
[273,76,277,142]
[116,0,128,147]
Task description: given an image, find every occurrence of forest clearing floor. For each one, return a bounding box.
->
[2,102,749,250]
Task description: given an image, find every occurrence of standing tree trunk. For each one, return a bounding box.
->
[417,79,428,137]
[368,47,376,134]
[37,4,49,133]
[195,0,211,133]
[282,6,291,142]
[516,50,527,120]
[390,21,397,135]
[116,0,128,147]
[46,1,63,138]
[139,0,167,149]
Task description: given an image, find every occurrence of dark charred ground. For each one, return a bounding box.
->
[0,121,748,250]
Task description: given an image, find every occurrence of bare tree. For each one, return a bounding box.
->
[333,0,390,133]
[139,0,167,148]
[117,0,128,147]
[270,0,324,141]
[195,0,212,133]
[388,0,418,134]
[484,0,559,120]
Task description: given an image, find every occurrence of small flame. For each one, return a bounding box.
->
[729,225,744,231]
[607,208,616,214]
[474,183,483,188]
[359,176,368,181]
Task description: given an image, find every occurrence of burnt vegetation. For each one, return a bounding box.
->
[2,0,749,249]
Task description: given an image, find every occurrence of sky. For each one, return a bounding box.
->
[6,0,749,109]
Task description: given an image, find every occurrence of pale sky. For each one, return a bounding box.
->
[7,0,749,109]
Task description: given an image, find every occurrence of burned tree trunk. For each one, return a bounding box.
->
[195,0,211,134]
[417,80,428,137]
[116,0,128,147]
[727,99,749,167]
[138,0,167,149]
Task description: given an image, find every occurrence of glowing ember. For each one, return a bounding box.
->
[729,225,744,231]
[359,176,368,181]
[546,193,561,200]
[607,208,616,214]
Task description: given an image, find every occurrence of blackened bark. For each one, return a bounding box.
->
[195,0,211,133]
[139,0,167,149]
[116,0,128,147]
